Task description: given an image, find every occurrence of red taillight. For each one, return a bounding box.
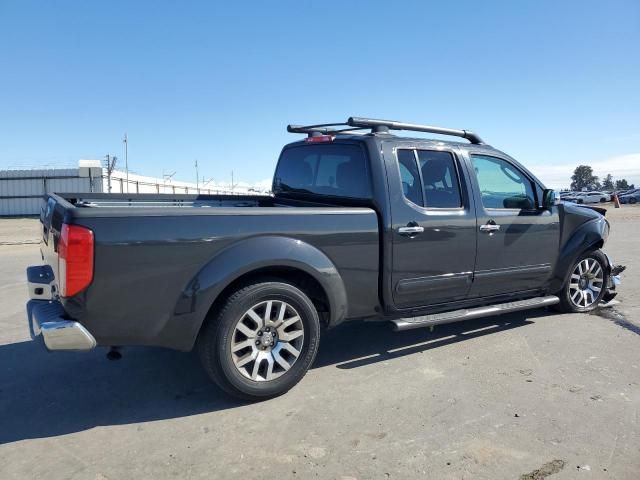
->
[304,135,334,143]
[58,224,94,297]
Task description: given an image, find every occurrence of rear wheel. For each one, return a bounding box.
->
[198,281,321,400]
[630,197,638,204]
[555,250,609,313]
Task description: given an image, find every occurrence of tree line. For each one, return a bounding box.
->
[569,165,635,191]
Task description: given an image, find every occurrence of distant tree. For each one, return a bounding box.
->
[570,165,599,191]
[602,174,614,191]
[615,179,629,190]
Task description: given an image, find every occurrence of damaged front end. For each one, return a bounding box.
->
[602,255,626,305]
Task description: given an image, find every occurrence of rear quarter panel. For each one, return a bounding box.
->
[62,208,379,350]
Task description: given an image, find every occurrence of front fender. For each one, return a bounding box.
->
[549,214,609,292]
[167,236,348,350]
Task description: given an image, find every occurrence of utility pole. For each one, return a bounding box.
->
[105,154,110,192]
[195,159,199,193]
[104,154,117,193]
[230,170,238,192]
[123,133,129,193]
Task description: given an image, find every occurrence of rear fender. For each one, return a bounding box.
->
[168,236,347,350]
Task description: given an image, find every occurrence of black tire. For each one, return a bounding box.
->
[630,197,638,204]
[197,281,321,401]
[577,199,584,204]
[555,249,609,313]
[599,198,606,203]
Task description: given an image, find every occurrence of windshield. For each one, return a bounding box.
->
[273,143,372,199]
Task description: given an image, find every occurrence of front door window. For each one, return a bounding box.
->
[471,154,535,210]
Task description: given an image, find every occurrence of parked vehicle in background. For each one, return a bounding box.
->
[561,192,580,202]
[599,192,612,202]
[571,191,610,204]
[26,116,625,400]
[619,189,640,204]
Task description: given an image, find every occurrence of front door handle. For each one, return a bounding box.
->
[479,223,501,233]
[398,225,425,236]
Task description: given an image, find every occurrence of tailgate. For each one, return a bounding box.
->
[39,196,65,292]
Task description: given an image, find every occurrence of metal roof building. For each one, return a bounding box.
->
[1,161,264,216]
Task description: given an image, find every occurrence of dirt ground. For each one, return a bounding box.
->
[1,205,639,479]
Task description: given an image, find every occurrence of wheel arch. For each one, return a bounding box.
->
[549,216,609,292]
[204,265,333,331]
[169,236,348,351]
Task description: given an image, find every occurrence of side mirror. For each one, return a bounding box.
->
[542,189,561,208]
[503,195,534,210]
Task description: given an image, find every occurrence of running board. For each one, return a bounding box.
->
[391,296,560,331]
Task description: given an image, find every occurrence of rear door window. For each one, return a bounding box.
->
[397,149,423,206]
[274,143,372,199]
[396,148,463,208]
[416,150,462,208]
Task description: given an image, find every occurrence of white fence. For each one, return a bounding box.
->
[104,170,261,196]
[1,164,265,216]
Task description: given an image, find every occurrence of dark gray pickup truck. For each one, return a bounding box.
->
[27,117,624,400]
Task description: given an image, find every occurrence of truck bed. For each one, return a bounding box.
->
[41,192,381,350]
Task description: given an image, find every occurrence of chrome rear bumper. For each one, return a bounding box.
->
[27,300,96,351]
[26,265,96,351]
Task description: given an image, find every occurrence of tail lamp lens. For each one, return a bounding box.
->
[59,224,94,297]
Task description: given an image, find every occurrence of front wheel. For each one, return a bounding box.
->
[198,281,321,401]
[630,197,638,204]
[555,250,609,313]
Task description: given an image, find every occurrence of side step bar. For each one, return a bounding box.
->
[392,296,560,331]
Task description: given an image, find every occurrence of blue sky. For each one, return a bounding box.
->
[1,0,639,188]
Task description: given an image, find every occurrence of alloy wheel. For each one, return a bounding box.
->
[230,300,304,381]
[568,258,604,308]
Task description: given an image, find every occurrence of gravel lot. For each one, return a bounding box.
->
[1,206,639,479]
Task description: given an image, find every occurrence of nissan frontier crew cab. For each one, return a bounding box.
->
[27,117,624,400]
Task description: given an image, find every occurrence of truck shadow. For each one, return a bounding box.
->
[317,311,540,370]
[0,311,541,444]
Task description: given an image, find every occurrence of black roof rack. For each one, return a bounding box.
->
[348,117,484,144]
[287,117,484,144]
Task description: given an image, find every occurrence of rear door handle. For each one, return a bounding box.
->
[398,226,425,236]
[479,224,501,233]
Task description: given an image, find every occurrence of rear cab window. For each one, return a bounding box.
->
[273,143,372,199]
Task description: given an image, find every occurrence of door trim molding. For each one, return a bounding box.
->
[396,271,473,295]
[474,264,551,280]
